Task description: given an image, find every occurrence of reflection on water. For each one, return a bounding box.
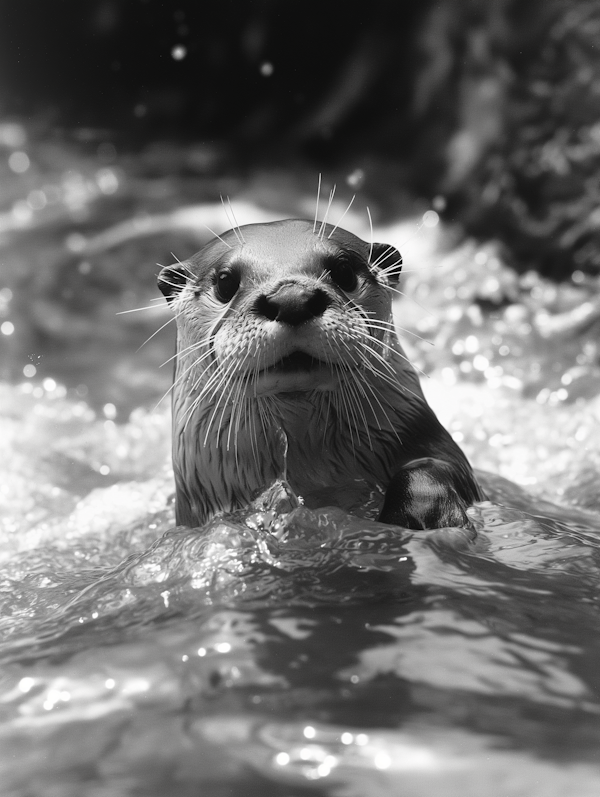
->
[1,382,600,797]
[1,131,600,795]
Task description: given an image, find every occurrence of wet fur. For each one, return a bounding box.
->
[158,218,484,527]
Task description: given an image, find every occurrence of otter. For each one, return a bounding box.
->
[157,218,484,530]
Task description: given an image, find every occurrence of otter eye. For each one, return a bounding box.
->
[214,268,240,303]
[329,259,358,293]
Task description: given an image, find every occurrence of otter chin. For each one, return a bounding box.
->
[253,352,341,395]
[158,218,485,530]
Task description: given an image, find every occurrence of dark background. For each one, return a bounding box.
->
[1,0,600,278]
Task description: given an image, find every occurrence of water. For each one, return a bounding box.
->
[1,134,600,795]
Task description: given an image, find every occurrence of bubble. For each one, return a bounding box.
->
[18,677,35,693]
[422,210,439,227]
[374,751,391,770]
[432,195,446,211]
[464,335,479,353]
[0,123,26,148]
[133,104,147,118]
[8,151,30,173]
[103,402,117,419]
[1,321,14,336]
[260,61,274,76]
[99,465,111,476]
[214,642,231,653]
[303,725,316,739]
[96,167,119,194]
[346,168,365,188]
[42,378,57,392]
[27,189,47,210]
[23,364,36,378]
[171,44,187,60]
[12,200,33,224]
[65,232,87,253]
[105,678,116,689]
[275,752,290,766]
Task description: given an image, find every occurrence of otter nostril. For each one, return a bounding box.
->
[255,285,330,326]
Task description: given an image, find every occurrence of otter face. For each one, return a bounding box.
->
[158,219,402,399]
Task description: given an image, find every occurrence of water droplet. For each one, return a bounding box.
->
[23,364,36,378]
[27,189,47,210]
[374,751,391,769]
[171,44,187,60]
[1,321,14,336]
[96,168,119,194]
[260,61,274,76]
[8,151,30,173]
[422,210,439,227]
[103,403,117,419]
[18,677,35,693]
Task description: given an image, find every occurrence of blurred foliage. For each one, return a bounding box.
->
[2,0,600,278]
[452,1,600,278]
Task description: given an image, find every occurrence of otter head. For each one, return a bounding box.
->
[158,219,402,396]
[158,218,406,525]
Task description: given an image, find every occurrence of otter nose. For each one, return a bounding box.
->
[255,283,330,326]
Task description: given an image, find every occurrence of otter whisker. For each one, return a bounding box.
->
[168,253,194,273]
[220,194,244,245]
[116,303,168,315]
[137,314,179,351]
[371,245,400,271]
[160,337,212,369]
[177,341,242,432]
[318,184,336,239]
[366,206,374,264]
[153,343,214,411]
[340,367,374,450]
[365,318,434,348]
[328,194,355,239]
[329,367,359,456]
[226,196,245,244]
[353,335,427,405]
[385,283,435,318]
[202,224,233,249]
[203,345,252,446]
[313,173,322,234]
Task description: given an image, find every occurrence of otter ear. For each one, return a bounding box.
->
[158,263,189,304]
[370,242,402,284]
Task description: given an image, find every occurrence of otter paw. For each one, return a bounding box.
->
[379,458,471,529]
